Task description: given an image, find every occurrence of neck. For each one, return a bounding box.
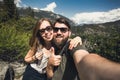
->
[53,42,65,50]
[44,41,52,50]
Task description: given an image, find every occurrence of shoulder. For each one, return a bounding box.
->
[72,44,86,52]
[69,44,87,56]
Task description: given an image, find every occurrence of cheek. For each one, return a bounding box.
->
[51,31,53,35]
[40,34,44,37]
[50,34,53,39]
[53,32,57,36]
[68,31,71,37]
[50,31,53,36]
[64,32,70,37]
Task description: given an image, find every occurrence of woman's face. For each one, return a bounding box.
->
[39,20,53,42]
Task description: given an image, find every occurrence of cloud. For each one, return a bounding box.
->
[33,7,40,12]
[14,0,27,7]
[33,7,39,10]
[71,8,120,25]
[40,2,57,12]
[14,0,21,7]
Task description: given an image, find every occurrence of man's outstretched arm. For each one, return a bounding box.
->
[77,53,120,80]
[73,49,89,75]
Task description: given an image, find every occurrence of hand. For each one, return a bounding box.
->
[48,47,61,67]
[35,50,43,60]
[69,36,82,50]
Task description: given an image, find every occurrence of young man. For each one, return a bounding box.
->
[46,18,120,80]
[46,18,89,80]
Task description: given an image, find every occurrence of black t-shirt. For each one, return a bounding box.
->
[52,42,86,80]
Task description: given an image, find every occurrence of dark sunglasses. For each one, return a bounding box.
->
[53,27,69,33]
[38,26,53,34]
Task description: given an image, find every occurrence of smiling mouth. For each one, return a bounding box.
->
[56,35,63,38]
[46,35,51,38]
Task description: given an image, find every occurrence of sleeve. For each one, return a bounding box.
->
[70,44,87,57]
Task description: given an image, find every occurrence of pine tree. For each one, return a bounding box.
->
[3,0,18,20]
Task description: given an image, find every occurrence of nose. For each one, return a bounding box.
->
[44,30,48,33]
[57,29,62,34]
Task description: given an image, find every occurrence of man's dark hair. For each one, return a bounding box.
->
[54,18,71,29]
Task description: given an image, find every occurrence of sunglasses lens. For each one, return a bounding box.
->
[39,29,45,33]
[53,28,59,32]
[53,27,68,33]
[61,28,68,32]
[46,26,52,31]
[39,26,52,34]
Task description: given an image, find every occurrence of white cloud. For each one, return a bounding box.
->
[33,7,40,12]
[71,8,120,25]
[33,7,39,10]
[14,0,21,7]
[40,2,57,12]
[14,0,27,7]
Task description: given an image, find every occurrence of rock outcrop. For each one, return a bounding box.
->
[0,61,26,80]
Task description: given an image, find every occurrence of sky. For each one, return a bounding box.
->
[14,0,120,24]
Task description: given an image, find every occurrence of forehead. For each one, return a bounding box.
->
[54,22,68,28]
[40,20,51,29]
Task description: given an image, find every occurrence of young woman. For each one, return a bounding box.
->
[22,18,82,80]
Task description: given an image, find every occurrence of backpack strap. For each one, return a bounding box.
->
[59,41,70,55]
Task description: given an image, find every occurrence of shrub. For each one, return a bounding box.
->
[0,25,30,62]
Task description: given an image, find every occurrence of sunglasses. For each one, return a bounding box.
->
[53,27,69,33]
[38,26,53,34]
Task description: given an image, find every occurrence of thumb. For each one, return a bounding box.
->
[50,47,55,55]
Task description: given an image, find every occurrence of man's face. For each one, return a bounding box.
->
[53,22,71,48]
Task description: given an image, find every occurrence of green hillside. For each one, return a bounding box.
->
[71,21,120,62]
[0,17,36,62]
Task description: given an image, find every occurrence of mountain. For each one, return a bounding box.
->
[72,20,120,36]
[71,20,120,62]
[17,7,75,26]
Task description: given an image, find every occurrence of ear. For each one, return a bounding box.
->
[68,30,71,37]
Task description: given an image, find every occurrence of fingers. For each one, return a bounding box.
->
[74,42,78,47]
[48,54,61,66]
[53,60,61,66]
[69,36,82,50]
[50,47,55,55]
[52,56,61,66]
[55,55,61,59]
[76,36,82,45]
[35,51,43,60]
[69,41,74,50]
[69,41,78,50]
[47,47,62,66]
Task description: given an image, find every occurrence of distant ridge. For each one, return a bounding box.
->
[17,7,75,26]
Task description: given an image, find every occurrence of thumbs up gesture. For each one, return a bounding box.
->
[48,47,61,67]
